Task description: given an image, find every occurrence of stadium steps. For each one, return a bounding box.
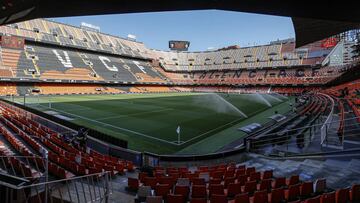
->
[49,175,134,203]
[0,122,43,179]
[343,103,360,147]
[0,118,40,156]
[50,180,107,203]
[253,94,331,155]
[244,153,360,189]
[259,114,326,155]
[268,98,360,153]
[321,114,343,149]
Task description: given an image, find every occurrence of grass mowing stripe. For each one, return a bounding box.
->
[38,104,179,145]
[181,117,244,145]
[177,105,275,151]
[182,104,277,145]
[95,108,174,121]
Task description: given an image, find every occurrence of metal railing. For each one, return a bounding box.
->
[0,164,112,203]
[0,156,45,181]
[320,93,335,145]
[248,115,360,156]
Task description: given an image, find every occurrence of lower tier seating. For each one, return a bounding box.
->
[35,83,124,95]
[128,163,360,203]
[0,83,17,95]
[0,101,134,180]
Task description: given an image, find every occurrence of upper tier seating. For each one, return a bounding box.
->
[0,44,166,83]
[0,48,21,71]
[0,20,345,87]
[0,19,150,58]
[152,40,331,72]
[0,67,13,77]
[155,66,341,85]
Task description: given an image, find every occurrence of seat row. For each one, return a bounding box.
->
[299,95,327,116]
[133,178,331,202]
[0,109,74,179]
[0,101,135,179]
[142,184,360,203]
[1,101,134,168]
[129,163,359,203]
[0,123,42,179]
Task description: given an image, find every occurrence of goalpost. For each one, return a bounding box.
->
[48,96,52,109]
[21,94,53,109]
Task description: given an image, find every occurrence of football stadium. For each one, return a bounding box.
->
[0,1,360,202]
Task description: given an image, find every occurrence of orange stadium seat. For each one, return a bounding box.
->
[167,194,185,203]
[350,184,360,202]
[210,194,227,203]
[269,188,285,203]
[320,192,335,203]
[234,193,250,203]
[336,188,349,203]
[191,185,207,198]
[190,198,207,203]
[285,184,301,202]
[227,182,242,198]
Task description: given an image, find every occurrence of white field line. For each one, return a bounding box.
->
[54,106,93,112]
[33,98,94,112]
[31,93,291,148]
[95,108,173,121]
[33,104,92,112]
[38,104,179,145]
[37,104,246,147]
[39,104,245,147]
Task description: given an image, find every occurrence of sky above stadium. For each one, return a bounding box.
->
[51,10,294,52]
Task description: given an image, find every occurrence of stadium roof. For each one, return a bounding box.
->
[1,0,360,47]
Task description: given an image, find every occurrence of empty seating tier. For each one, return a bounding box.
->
[0,101,135,179]
[129,163,359,203]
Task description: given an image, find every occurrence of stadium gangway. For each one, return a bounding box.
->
[0,156,45,180]
[0,156,112,203]
[320,93,335,146]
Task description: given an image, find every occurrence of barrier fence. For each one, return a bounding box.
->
[248,115,360,156]
[0,155,112,203]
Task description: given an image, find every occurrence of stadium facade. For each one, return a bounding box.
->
[0,18,360,202]
[0,19,356,92]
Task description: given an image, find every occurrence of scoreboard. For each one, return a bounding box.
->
[169,40,190,51]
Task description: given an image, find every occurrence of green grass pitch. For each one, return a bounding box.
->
[13,92,293,155]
